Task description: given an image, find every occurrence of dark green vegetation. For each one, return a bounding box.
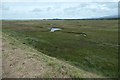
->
[2,20,118,77]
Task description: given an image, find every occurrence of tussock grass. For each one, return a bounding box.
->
[2,20,118,77]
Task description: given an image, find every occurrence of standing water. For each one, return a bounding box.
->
[50,28,62,32]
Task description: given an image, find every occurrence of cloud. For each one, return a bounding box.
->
[62,2,117,18]
[46,7,52,11]
[2,2,118,19]
[2,0,119,2]
[32,8,42,12]
[0,6,9,11]
[85,3,110,11]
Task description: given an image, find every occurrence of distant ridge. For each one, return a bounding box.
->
[98,15,120,20]
[49,15,120,20]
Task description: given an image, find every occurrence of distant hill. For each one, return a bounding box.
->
[46,15,120,20]
[98,15,120,20]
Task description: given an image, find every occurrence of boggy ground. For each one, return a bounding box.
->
[2,20,118,78]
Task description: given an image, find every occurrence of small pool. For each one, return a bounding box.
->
[50,28,62,32]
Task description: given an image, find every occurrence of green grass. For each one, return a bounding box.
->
[2,20,118,77]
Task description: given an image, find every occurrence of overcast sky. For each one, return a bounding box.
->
[1,0,119,19]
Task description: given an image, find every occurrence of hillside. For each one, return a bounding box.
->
[2,33,103,78]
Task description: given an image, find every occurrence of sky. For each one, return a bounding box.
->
[0,0,119,19]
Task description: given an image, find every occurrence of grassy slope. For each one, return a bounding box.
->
[0,24,2,79]
[2,20,118,77]
[2,33,103,78]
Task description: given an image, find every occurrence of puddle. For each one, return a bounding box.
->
[50,28,62,32]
